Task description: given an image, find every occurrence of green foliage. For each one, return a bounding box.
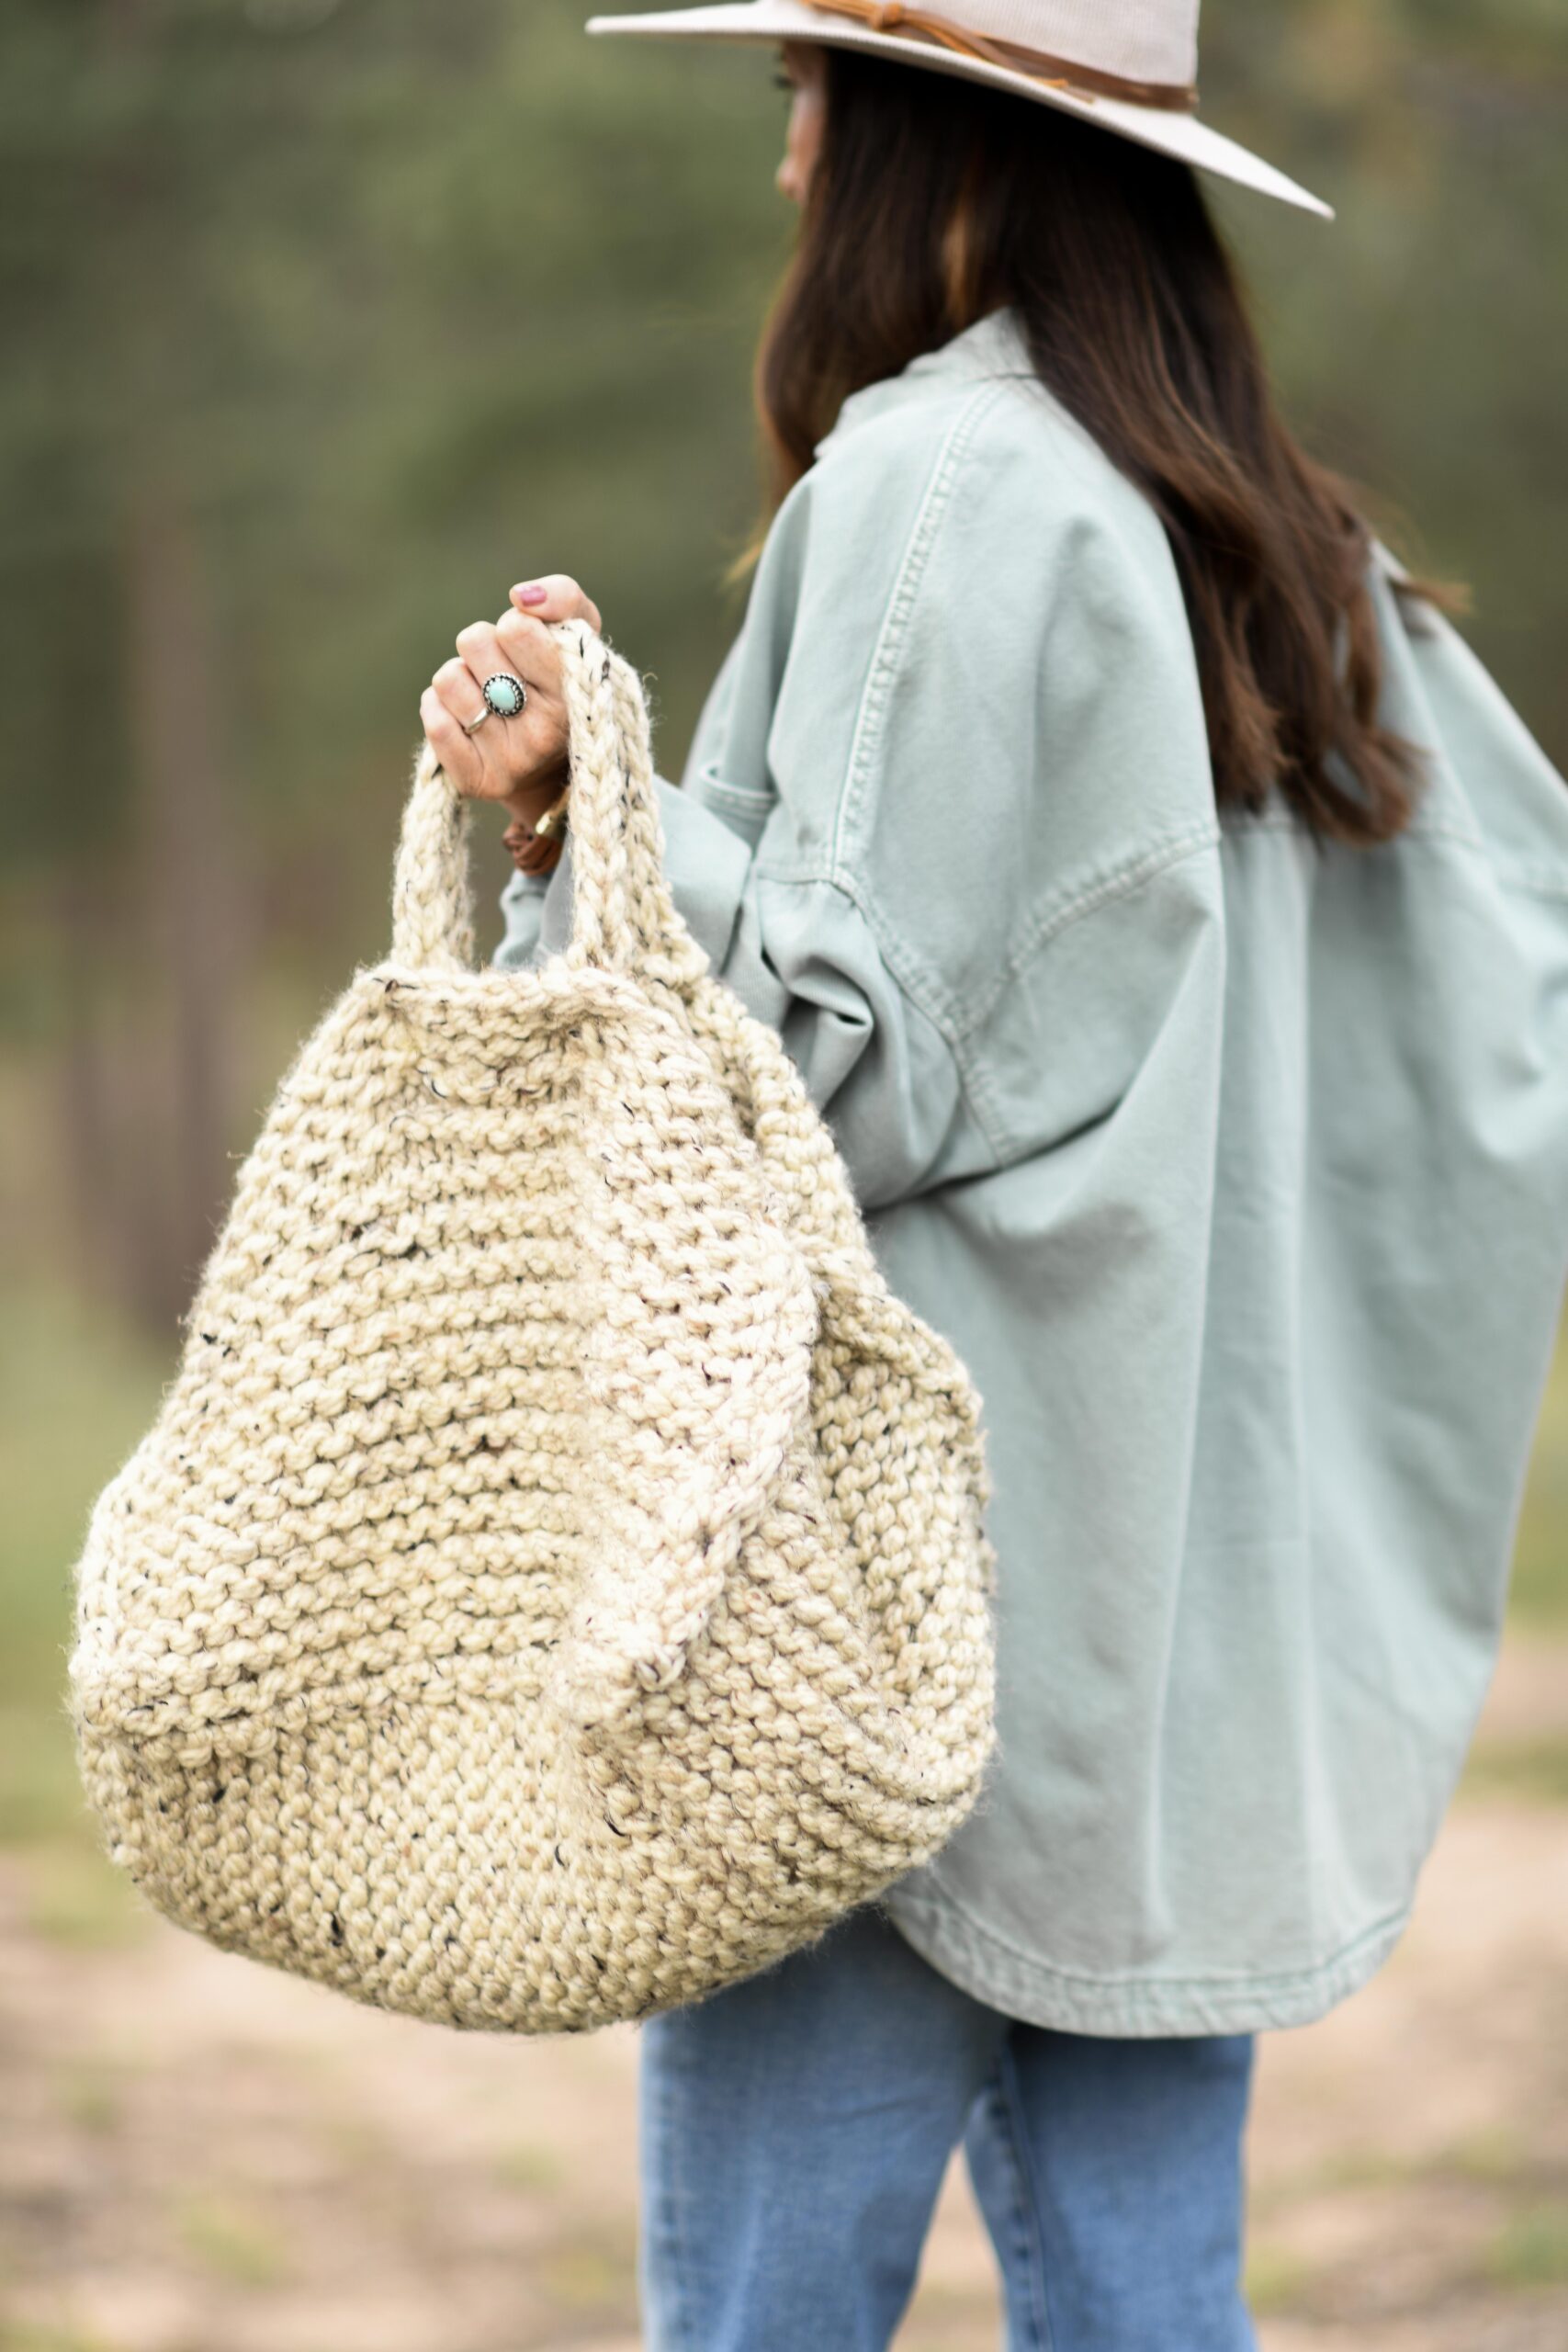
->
[0,3,1562,910]
[0,0,790,900]
[1201,0,1568,758]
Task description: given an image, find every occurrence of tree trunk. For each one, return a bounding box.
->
[114,488,247,1333]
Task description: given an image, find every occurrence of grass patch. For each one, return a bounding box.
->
[495,2141,566,2195]
[21,1845,147,1952]
[0,1288,169,1852]
[535,2226,637,2312]
[1244,2239,1314,2316]
[1300,2144,1423,2194]
[1461,1740,1568,1806]
[0,2327,118,2352]
[0,1709,96,1849]
[1255,2129,1537,2223]
[1513,1331,1568,1627]
[1439,2129,1530,2186]
[317,2108,390,2171]
[175,2194,290,2290]
[1484,2201,1568,2289]
[54,2059,130,2137]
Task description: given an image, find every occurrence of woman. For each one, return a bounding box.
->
[418,6,1568,2346]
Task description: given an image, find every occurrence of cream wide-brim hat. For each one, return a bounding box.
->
[582,0,1333,220]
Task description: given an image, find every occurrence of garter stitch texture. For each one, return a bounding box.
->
[67,623,998,2032]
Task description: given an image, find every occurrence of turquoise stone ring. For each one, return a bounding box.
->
[463,671,528,733]
[481,671,527,719]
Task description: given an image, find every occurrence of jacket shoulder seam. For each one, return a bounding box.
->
[953,820,1224,1045]
[751,829,1224,1162]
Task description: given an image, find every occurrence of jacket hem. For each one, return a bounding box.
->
[879,1879,1412,2038]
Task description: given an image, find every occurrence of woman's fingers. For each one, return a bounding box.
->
[494,605,560,681]
[418,584,593,806]
[430,652,493,734]
[509,573,602,631]
[423,620,570,803]
[419,683,483,793]
[453,619,517,712]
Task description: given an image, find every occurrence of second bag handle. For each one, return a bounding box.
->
[557,625,708,988]
[391,621,707,989]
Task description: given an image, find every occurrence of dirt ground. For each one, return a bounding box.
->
[4,1638,1566,2352]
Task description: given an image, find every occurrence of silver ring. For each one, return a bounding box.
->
[461,672,527,735]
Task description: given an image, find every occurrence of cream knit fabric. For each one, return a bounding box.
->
[68,624,998,2033]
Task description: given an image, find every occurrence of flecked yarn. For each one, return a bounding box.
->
[67,623,998,2033]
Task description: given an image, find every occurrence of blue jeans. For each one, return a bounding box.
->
[638,1904,1258,2352]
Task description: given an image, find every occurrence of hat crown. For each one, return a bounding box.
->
[939,0,1198,85]
[581,0,1331,219]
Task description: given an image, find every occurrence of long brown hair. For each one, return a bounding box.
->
[750,49,1463,846]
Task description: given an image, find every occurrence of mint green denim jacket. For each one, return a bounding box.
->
[497,307,1568,2035]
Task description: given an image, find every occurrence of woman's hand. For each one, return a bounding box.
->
[419,574,603,877]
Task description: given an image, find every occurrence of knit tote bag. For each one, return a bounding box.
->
[67,623,997,2032]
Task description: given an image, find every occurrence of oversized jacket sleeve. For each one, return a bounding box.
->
[493,373,1220,1214]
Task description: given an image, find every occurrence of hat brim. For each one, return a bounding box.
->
[582,0,1333,220]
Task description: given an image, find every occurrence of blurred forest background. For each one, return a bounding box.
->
[3,4,1567,2348]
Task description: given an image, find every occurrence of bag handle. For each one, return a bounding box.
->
[390,621,706,987]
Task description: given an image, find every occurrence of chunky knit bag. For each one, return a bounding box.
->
[68,623,997,2032]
